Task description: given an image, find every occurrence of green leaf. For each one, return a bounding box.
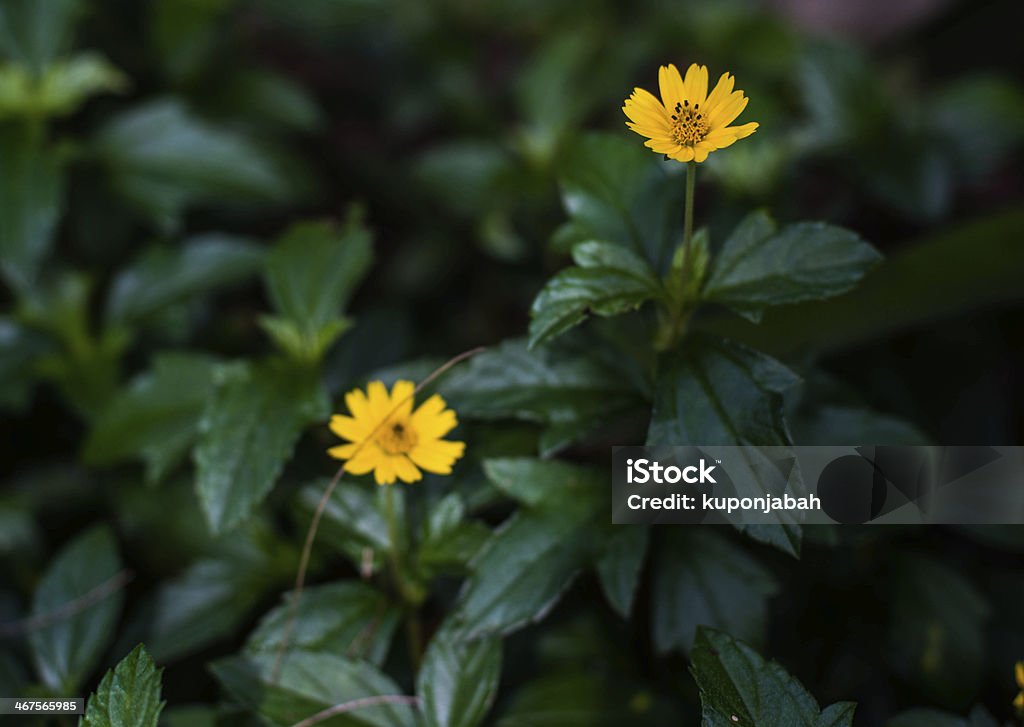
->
[0,53,126,119]
[438,338,643,457]
[528,240,661,348]
[84,353,220,484]
[453,460,602,638]
[145,557,275,663]
[558,133,683,271]
[105,234,264,326]
[416,494,490,577]
[211,651,417,727]
[647,334,801,556]
[246,581,400,666]
[703,211,881,323]
[93,99,299,233]
[417,629,503,727]
[888,554,990,708]
[593,525,648,618]
[0,316,52,410]
[29,525,123,693]
[652,530,778,655]
[701,210,1024,356]
[0,0,82,74]
[298,480,390,573]
[691,627,856,727]
[262,218,372,361]
[0,121,63,291]
[81,644,165,727]
[194,361,328,534]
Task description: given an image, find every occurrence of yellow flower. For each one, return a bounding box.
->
[1015,661,1024,711]
[623,63,758,163]
[328,380,465,485]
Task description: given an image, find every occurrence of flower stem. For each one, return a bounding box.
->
[382,485,424,671]
[682,160,696,266]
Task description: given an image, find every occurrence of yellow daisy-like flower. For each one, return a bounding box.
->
[623,63,758,163]
[1014,661,1024,711]
[328,380,465,485]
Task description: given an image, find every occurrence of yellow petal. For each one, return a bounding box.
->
[683,63,708,106]
[329,414,364,442]
[703,128,739,150]
[1015,691,1024,710]
[644,138,681,155]
[327,442,359,460]
[658,63,685,109]
[692,143,712,163]
[1016,661,1024,688]
[344,387,371,422]
[374,456,397,485]
[625,121,669,140]
[393,455,422,483]
[671,146,695,162]
[623,96,670,132]
[410,439,466,473]
[389,380,416,419]
[344,448,380,475]
[703,72,735,118]
[724,121,759,139]
[626,87,667,117]
[411,394,458,439]
[707,92,748,130]
[365,381,391,422]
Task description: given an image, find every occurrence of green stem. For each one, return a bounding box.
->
[382,486,424,671]
[683,160,696,251]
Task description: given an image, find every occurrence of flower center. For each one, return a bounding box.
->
[377,419,418,454]
[670,99,708,146]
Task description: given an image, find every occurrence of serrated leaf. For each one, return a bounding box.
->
[453,461,602,638]
[262,219,372,361]
[652,530,778,655]
[417,629,502,727]
[211,651,416,727]
[529,241,661,348]
[647,334,802,556]
[246,581,399,666]
[0,121,63,291]
[438,338,643,457]
[105,235,264,325]
[594,525,647,618]
[692,627,856,727]
[194,361,328,534]
[93,99,298,233]
[29,525,123,693]
[81,644,165,727]
[703,211,881,323]
[83,353,220,484]
[0,0,82,74]
[558,133,683,271]
[888,554,990,708]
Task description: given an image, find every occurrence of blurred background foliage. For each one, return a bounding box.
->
[2,0,1024,725]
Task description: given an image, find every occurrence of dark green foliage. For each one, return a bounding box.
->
[2,2,1022,726]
